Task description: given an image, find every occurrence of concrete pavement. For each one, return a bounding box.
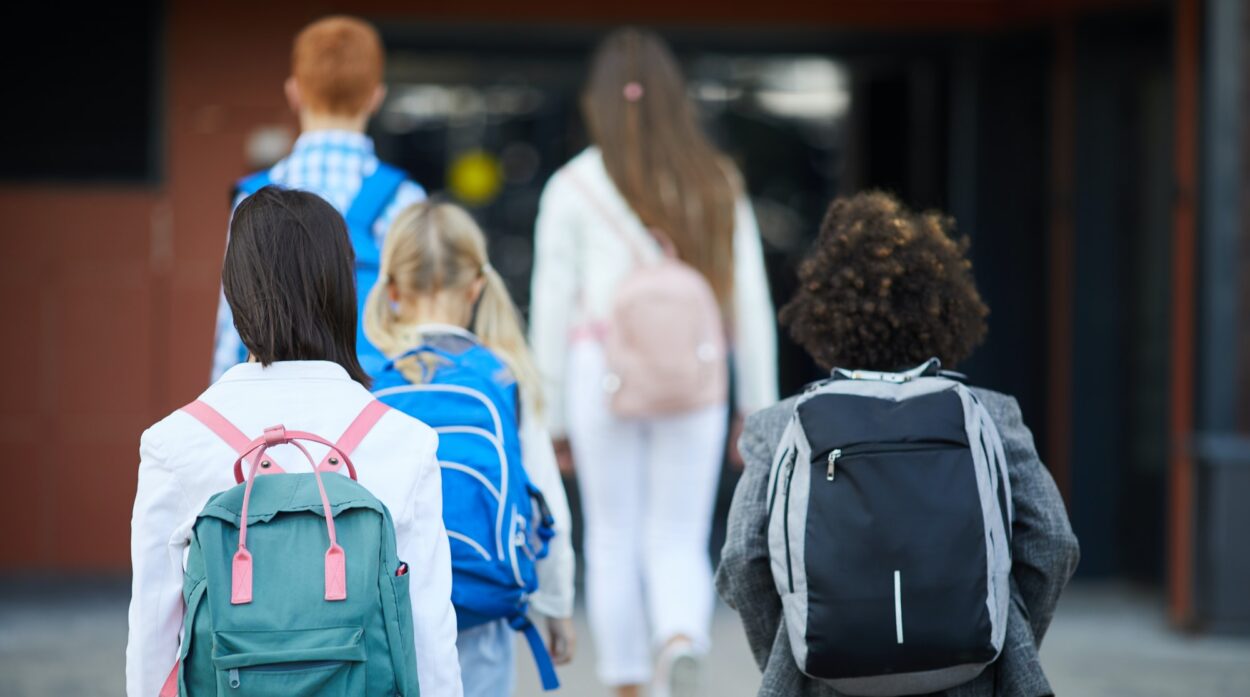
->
[2,580,1246,696]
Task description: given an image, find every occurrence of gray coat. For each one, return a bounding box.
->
[716,389,1080,697]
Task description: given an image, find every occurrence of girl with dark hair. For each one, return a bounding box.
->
[716,191,1079,697]
[529,27,778,697]
[126,188,464,697]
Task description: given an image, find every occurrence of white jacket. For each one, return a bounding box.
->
[126,361,462,697]
[516,403,576,618]
[529,147,779,436]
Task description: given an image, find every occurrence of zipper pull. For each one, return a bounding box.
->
[228,668,240,689]
[827,449,841,481]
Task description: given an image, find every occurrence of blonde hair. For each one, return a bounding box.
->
[365,202,543,410]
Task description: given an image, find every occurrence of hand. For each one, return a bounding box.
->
[545,615,576,665]
[727,412,746,470]
[553,438,575,477]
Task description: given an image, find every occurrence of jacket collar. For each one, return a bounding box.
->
[217,360,352,383]
[412,323,479,342]
[290,130,375,156]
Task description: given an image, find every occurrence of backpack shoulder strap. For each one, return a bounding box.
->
[563,169,652,263]
[345,163,407,235]
[233,170,273,202]
[181,400,287,475]
[318,400,391,472]
[181,400,253,455]
[509,614,561,690]
[158,664,179,697]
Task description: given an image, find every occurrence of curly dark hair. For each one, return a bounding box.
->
[779,191,989,372]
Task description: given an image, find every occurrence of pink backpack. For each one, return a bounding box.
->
[568,172,728,418]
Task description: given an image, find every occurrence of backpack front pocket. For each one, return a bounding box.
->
[212,626,365,695]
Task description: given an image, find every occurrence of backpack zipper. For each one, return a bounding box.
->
[508,508,526,587]
[228,660,346,689]
[821,440,965,483]
[767,447,793,517]
[782,455,797,593]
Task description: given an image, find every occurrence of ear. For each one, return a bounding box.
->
[366,84,387,117]
[467,276,486,305]
[284,77,302,114]
[387,280,401,304]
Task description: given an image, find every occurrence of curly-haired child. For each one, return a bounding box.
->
[715,191,1080,697]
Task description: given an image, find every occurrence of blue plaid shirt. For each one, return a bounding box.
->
[211,130,426,380]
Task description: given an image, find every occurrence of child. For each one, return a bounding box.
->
[127,188,462,697]
[364,201,577,696]
[716,191,1080,697]
[530,28,777,697]
[213,15,427,379]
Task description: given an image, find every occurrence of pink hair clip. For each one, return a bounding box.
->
[623,81,645,102]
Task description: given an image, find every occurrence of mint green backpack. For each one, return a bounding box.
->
[161,400,420,696]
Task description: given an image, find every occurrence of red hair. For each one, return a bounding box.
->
[292,16,384,116]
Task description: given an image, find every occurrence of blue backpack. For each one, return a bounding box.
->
[372,342,560,690]
[236,164,406,376]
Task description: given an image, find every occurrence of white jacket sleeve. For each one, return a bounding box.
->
[397,432,464,697]
[529,174,581,439]
[126,428,191,697]
[731,195,779,416]
[519,406,576,618]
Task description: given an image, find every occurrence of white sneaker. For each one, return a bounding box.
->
[652,640,700,697]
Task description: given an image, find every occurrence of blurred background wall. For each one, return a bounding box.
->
[0,0,1246,633]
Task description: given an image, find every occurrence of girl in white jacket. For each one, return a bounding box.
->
[530,27,777,697]
[364,201,577,697]
[126,187,463,697]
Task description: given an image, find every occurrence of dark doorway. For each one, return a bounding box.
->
[1069,12,1172,581]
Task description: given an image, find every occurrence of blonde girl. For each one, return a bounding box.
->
[365,201,576,697]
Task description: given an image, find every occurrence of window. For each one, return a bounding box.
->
[0,2,161,182]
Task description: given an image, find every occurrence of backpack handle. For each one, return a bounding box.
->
[232,428,359,484]
[230,427,351,605]
[831,358,944,383]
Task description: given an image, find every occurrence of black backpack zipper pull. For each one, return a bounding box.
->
[826,449,841,481]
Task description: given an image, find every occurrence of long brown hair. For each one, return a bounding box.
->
[582,27,738,310]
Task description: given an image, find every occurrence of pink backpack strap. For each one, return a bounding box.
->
[564,169,678,259]
[180,400,287,476]
[181,400,252,453]
[158,662,179,697]
[319,400,391,473]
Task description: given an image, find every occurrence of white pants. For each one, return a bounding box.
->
[567,342,728,686]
